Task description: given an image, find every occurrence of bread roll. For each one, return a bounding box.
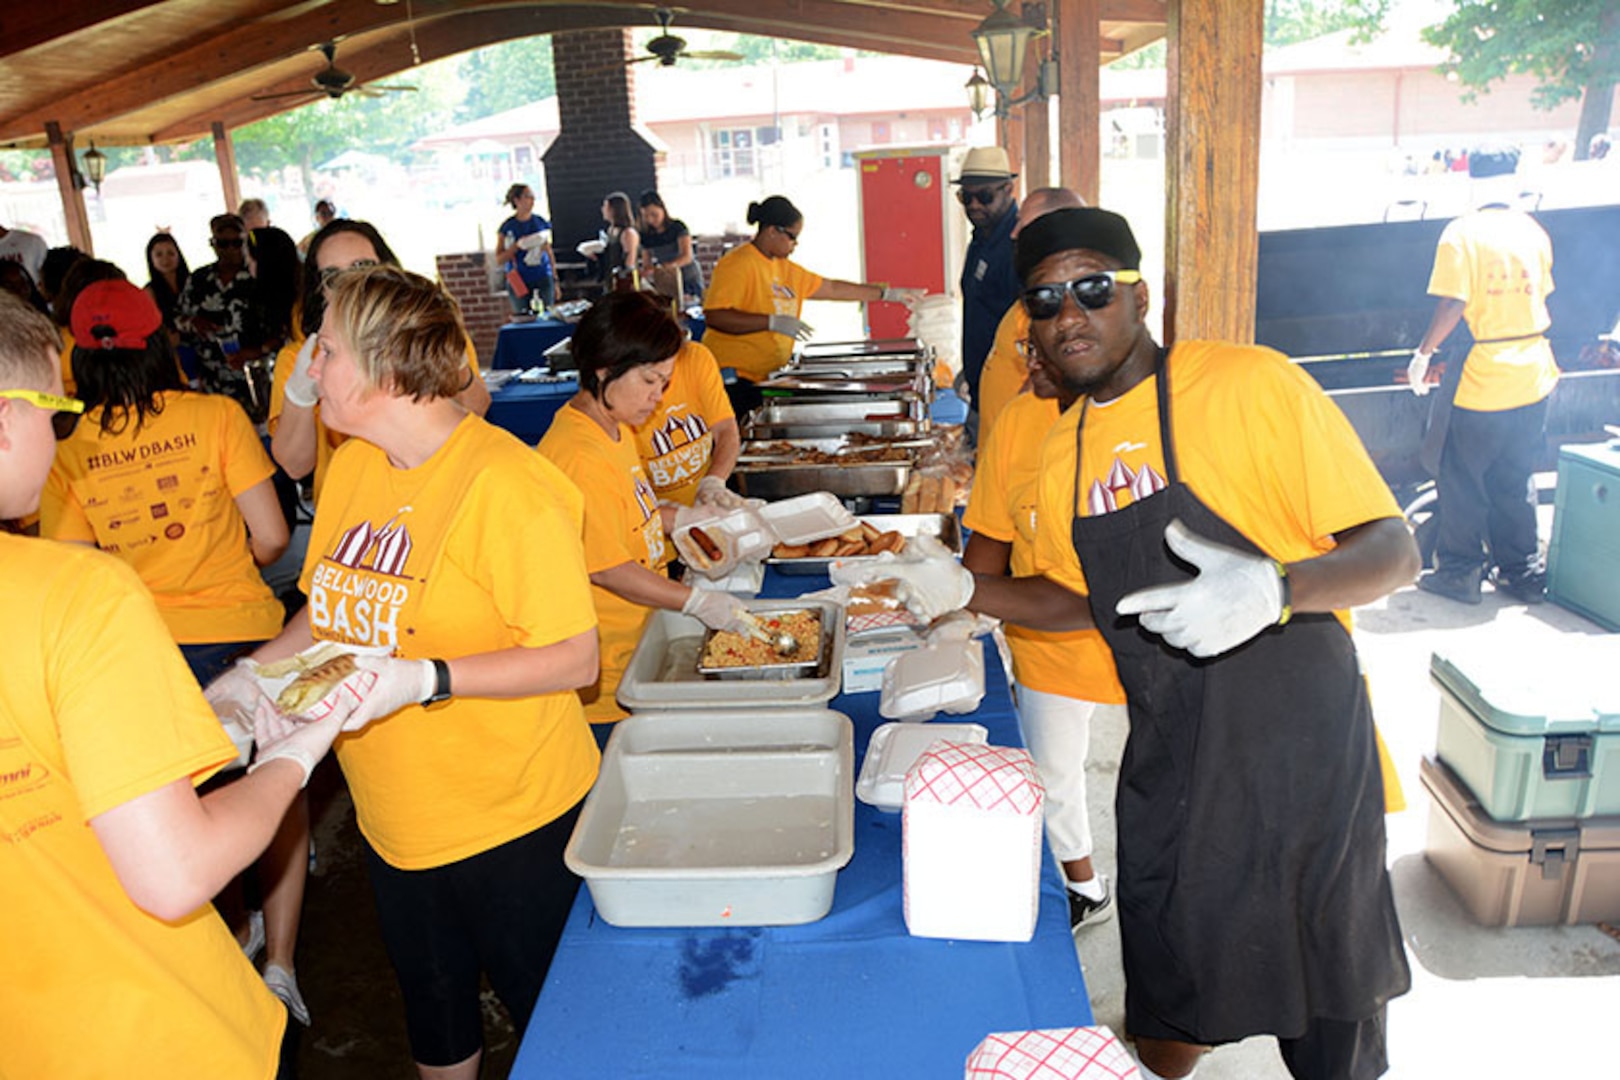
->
[276,653,358,716]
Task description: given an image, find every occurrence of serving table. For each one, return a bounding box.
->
[511,568,1094,1079]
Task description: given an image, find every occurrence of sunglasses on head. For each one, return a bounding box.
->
[318,258,381,286]
[957,185,1008,207]
[1020,270,1143,319]
[1,388,85,440]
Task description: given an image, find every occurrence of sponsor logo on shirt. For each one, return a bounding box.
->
[150,502,169,520]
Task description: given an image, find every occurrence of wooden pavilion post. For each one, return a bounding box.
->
[1055,0,1100,204]
[212,122,242,214]
[1162,0,1263,345]
[45,122,94,254]
[1022,38,1051,190]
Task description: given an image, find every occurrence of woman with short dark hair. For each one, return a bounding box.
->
[538,290,763,744]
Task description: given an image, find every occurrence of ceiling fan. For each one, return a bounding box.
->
[625,8,745,68]
[251,41,419,102]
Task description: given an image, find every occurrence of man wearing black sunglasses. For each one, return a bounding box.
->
[175,213,266,412]
[864,208,1419,1080]
[953,147,1021,441]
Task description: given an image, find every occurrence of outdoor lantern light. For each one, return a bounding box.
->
[82,140,107,192]
[972,0,1040,99]
[965,68,992,121]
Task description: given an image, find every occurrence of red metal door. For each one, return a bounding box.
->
[858,149,949,340]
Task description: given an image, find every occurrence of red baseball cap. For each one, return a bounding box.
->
[71,279,163,350]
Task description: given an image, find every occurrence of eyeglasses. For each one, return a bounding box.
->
[1020,271,1143,320]
[0,388,85,440]
[319,258,380,286]
[957,185,1008,207]
[775,225,800,242]
[211,237,244,249]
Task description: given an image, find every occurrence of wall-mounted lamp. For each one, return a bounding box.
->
[965,68,992,121]
[970,0,1053,118]
[82,140,107,192]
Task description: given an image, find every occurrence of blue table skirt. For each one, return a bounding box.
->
[493,315,707,371]
[485,378,578,445]
[513,572,1092,1079]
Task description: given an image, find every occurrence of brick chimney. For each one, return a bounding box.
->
[543,28,659,254]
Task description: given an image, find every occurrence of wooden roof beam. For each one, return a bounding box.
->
[0,0,170,61]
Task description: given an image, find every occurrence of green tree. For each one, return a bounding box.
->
[457,37,555,120]
[1109,1,1385,69]
[1415,0,1619,159]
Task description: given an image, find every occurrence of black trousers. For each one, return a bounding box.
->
[1434,398,1547,581]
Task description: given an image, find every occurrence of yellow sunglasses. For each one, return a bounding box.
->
[0,389,86,439]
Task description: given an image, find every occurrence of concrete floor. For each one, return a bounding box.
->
[1073,577,1620,1079]
[273,516,1620,1078]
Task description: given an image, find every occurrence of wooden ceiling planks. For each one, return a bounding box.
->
[0,0,1166,148]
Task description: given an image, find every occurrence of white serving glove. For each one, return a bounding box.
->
[248,696,362,790]
[1407,348,1432,396]
[767,314,814,341]
[282,335,319,409]
[203,659,272,767]
[695,474,748,511]
[880,286,926,307]
[833,534,975,623]
[681,588,767,639]
[671,502,722,533]
[324,655,438,729]
[1114,518,1286,659]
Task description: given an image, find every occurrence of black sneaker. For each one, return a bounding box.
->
[1493,571,1546,605]
[1417,571,1482,605]
[1068,877,1114,933]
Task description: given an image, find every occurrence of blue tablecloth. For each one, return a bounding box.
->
[513,571,1092,1079]
[493,315,706,371]
[485,378,577,445]
[492,319,575,370]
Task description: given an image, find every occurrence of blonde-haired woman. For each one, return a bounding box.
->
[243,265,600,1080]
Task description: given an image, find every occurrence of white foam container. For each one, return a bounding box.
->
[758,491,859,544]
[856,721,988,812]
[879,638,985,720]
[565,709,855,927]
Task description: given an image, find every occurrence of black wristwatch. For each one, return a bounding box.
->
[423,658,452,706]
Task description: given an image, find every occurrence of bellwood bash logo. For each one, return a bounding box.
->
[307,508,417,647]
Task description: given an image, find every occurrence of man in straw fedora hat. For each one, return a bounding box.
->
[954,146,1021,440]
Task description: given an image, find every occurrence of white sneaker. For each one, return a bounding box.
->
[263,963,311,1026]
[240,909,265,961]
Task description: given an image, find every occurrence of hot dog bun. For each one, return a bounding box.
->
[276,653,358,716]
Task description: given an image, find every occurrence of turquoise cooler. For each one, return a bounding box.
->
[1548,441,1620,631]
[1431,644,1620,822]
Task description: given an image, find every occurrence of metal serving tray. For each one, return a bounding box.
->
[616,598,845,711]
[767,513,960,575]
[696,607,828,679]
[799,338,930,360]
[733,462,910,501]
[744,419,927,441]
[788,356,933,378]
[756,373,930,396]
[752,399,927,424]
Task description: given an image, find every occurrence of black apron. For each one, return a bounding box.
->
[1068,349,1409,1045]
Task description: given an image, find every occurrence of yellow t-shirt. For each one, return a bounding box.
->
[300,416,599,870]
[978,302,1032,441]
[1428,207,1560,411]
[1032,341,1401,639]
[538,403,671,723]
[964,391,1124,704]
[634,340,736,506]
[702,242,825,383]
[40,391,284,645]
[269,332,483,503]
[57,327,76,396]
[0,536,285,1078]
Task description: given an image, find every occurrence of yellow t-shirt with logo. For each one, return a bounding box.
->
[964,391,1124,704]
[269,332,483,503]
[702,243,824,383]
[978,302,1032,441]
[1032,341,1401,637]
[0,535,286,1078]
[538,403,671,723]
[300,415,599,870]
[41,391,284,645]
[1427,207,1560,411]
[634,340,736,506]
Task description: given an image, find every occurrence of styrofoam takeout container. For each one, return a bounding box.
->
[565,709,855,927]
[758,491,859,545]
[856,721,988,812]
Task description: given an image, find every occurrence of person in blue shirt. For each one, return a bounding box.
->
[496,183,555,314]
[954,147,1021,443]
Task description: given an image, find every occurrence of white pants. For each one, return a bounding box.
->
[1016,685,1126,865]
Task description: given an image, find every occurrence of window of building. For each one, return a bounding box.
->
[707,128,758,178]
